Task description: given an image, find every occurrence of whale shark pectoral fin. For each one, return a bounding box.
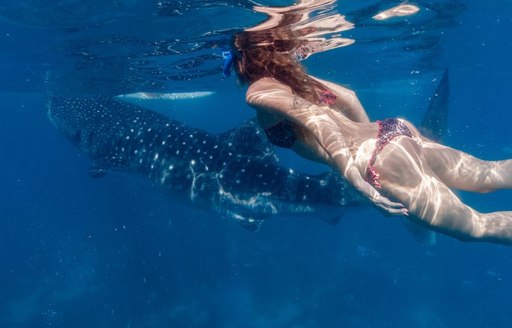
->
[225,210,266,232]
[218,119,278,162]
[88,157,128,178]
[321,213,343,225]
[88,152,132,178]
[401,217,437,246]
[238,217,264,232]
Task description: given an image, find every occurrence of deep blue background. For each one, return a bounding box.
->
[1,1,512,327]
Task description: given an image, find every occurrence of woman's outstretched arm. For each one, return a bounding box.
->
[246,78,407,215]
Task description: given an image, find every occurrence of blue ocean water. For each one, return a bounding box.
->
[1,1,512,327]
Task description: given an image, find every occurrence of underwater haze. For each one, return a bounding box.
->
[1,0,512,327]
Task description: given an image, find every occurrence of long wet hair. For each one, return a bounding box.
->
[233,30,328,105]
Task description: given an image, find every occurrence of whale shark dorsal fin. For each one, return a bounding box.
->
[218,119,279,162]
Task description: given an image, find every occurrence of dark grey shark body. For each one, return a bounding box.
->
[48,96,364,229]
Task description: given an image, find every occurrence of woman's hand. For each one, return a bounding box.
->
[371,192,409,216]
[347,166,408,216]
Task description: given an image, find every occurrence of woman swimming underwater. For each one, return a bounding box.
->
[228,1,512,245]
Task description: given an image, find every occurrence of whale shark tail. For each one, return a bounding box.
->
[419,69,449,142]
[404,68,450,246]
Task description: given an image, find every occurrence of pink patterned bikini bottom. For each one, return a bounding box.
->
[366,118,413,188]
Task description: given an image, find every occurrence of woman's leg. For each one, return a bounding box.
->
[421,140,512,192]
[375,138,512,245]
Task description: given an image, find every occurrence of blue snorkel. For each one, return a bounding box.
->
[222,51,234,78]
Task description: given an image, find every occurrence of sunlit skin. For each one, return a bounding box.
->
[235,1,512,245]
[247,78,512,244]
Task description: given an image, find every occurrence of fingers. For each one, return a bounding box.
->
[385,207,409,216]
[374,196,408,216]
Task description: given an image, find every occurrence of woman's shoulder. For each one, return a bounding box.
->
[248,77,292,93]
[245,77,296,110]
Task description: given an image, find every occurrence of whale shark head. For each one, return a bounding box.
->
[47,97,85,141]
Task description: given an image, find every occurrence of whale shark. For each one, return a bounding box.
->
[47,96,365,230]
[47,69,449,234]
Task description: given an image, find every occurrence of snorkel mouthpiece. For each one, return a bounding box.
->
[222,51,234,78]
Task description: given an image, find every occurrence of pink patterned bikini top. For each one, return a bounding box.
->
[320,89,337,106]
